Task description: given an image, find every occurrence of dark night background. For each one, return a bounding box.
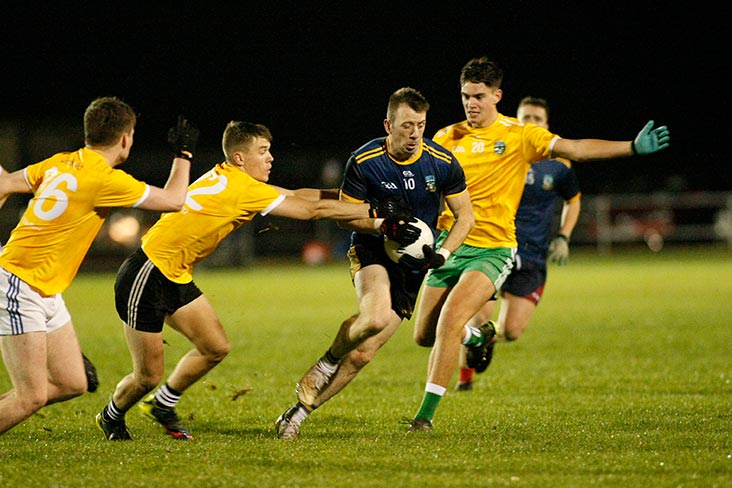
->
[1,2,729,195]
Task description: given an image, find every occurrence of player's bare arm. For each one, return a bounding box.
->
[137,116,198,212]
[138,157,191,212]
[0,167,33,209]
[269,195,373,222]
[553,138,634,161]
[439,191,475,253]
[553,120,670,161]
[274,187,340,201]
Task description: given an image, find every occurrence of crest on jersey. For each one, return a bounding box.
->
[425,175,437,192]
[542,175,555,190]
[493,141,506,155]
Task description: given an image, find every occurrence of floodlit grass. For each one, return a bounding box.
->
[1,246,731,487]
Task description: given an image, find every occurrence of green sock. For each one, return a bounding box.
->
[414,385,446,422]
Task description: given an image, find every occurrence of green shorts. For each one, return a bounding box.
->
[426,232,516,290]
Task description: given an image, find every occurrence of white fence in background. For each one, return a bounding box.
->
[573,192,732,253]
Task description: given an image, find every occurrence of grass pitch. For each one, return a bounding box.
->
[1,246,731,487]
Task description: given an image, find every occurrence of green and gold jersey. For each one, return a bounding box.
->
[433,114,559,248]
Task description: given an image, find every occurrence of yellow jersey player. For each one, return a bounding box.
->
[0,97,195,436]
[456,96,582,390]
[408,56,670,431]
[96,120,386,441]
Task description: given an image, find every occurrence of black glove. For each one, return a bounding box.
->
[400,245,445,272]
[380,217,420,246]
[369,197,413,220]
[168,115,199,161]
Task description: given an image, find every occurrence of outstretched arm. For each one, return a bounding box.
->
[137,116,198,212]
[272,187,340,201]
[269,194,376,223]
[553,120,670,162]
[138,157,191,212]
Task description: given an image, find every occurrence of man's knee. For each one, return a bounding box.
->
[413,330,435,347]
[203,341,230,365]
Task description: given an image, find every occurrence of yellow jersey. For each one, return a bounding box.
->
[142,162,284,284]
[433,114,560,248]
[0,148,148,295]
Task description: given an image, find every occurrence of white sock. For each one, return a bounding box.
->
[425,382,447,396]
[317,357,338,374]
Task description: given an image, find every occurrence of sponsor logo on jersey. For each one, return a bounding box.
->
[425,175,436,192]
[542,175,555,190]
[381,181,398,190]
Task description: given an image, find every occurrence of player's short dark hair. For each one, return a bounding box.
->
[222,121,272,163]
[460,56,504,88]
[83,96,137,147]
[518,96,550,119]
[387,87,430,121]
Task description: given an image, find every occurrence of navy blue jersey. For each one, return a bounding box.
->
[341,136,467,240]
[515,159,580,264]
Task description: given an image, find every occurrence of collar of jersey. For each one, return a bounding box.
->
[385,138,424,165]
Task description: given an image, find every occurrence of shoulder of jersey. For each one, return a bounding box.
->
[554,157,572,168]
[500,114,522,127]
[422,139,454,163]
[434,121,466,139]
[354,138,387,164]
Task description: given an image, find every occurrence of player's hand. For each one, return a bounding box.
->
[369,196,413,219]
[380,216,420,246]
[168,115,199,161]
[631,120,670,155]
[548,234,570,266]
[400,245,445,272]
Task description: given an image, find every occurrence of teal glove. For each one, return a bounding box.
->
[631,120,670,155]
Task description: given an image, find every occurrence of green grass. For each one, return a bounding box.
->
[1,246,731,487]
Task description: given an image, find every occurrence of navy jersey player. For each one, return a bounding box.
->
[456,96,582,390]
[275,87,474,439]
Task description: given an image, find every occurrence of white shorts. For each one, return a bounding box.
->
[0,267,71,335]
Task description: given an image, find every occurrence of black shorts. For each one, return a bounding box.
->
[347,234,427,320]
[114,248,203,333]
[500,257,547,306]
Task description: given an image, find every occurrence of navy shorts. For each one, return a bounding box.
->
[347,234,426,320]
[500,257,547,306]
[114,248,203,333]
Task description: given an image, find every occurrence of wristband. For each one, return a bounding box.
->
[630,140,637,155]
[437,248,451,260]
[556,233,570,243]
[176,150,194,161]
